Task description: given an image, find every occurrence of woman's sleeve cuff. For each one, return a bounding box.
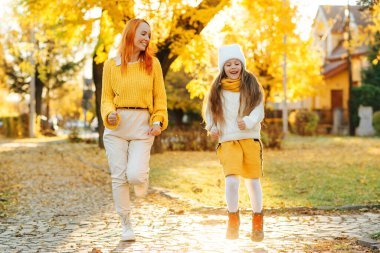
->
[103,112,120,130]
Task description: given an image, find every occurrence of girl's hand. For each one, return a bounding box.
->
[107,111,119,125]
[237,118,246,130]
[148,125,162,136]
[210,129,219,139]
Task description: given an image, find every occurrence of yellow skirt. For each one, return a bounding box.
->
[216,139,263,179]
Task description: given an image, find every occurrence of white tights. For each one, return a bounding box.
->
[225,175,262,213]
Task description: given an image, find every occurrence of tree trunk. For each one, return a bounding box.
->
[35,70,44,116]
[155,0,228,76]
[93,57,104,148]
[46,87,50,121]
[156,44,177,77]
[151,49,174,153]
[173,109,184,126]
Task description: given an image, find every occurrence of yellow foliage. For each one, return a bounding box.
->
[353,3,380,55]
[0,90,19,117]
[172,34,218,100]
[369,3,380,38]
[186,79,209,100]
[16,0,325,105]
[0,39,5,88]
[50,81,83,119]
[19,61,33,76]
[175,0,323,102]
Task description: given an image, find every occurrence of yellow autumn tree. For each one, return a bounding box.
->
[20,0,231,147]
[334,1,380,65]
[2,2,86,124]
[180,0,323,104]
[50,81,84,121]
[0,35,5,88]
[366,2,380,62]
[0,40,12,117]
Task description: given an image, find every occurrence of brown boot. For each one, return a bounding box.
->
[226,210,240,240]
[251,212,264,242]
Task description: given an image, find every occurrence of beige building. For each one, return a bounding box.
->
[311,5,371,131]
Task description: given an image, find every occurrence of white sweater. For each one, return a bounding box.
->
[205,90,265,143]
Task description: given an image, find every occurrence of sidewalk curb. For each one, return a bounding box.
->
[151,187,380,214]
[0,137,68,147]
[357,238,380,251]
[192,204,380,215]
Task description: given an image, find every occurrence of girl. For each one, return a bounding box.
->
[204,44,265,242]
[101,18,168,241]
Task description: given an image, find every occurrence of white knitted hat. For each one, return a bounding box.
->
[218,44,246,72]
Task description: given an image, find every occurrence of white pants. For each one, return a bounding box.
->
[103,109,154,217]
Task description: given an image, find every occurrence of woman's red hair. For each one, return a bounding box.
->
[118,18,154,75]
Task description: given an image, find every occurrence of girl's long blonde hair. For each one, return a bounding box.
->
[118,18,154,75]
[204,68,264,128]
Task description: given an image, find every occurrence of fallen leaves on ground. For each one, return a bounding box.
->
[304,237,374,252]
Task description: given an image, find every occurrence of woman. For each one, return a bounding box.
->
[101,18,168,242]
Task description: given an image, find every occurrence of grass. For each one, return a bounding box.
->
[371,231,380,240]
[150,135,380,209]
[0,135,379,215]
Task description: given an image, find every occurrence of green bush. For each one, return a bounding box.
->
[261,121,284,149]
[161,126,217,151]
[350,85,380,128]
[373,111,380,134]
[294,109,319,136]
[68,126,82,143]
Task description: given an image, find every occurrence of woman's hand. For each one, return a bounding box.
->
[148,125,162,136]
[237,118,246,130]
[107,111,119,125]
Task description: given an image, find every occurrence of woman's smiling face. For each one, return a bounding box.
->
[133,22,151,52]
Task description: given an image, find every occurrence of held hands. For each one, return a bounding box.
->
[237,117,246,130]
[148,125,162,136]
[107,111,119,126]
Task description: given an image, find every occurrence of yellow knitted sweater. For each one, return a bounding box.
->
[101,56,168,130]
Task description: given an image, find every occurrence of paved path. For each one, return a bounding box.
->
[0,193,379,253]
[0,143,378,252]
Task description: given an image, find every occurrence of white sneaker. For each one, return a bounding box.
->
[121,225,135,241]
[134,180,149,198]
[121,215,136,241]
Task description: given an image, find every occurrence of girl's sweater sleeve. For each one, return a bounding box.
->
[101,59,120,130]
[205,101,217,132]
[150,58,168,131]
[242,99,265,129]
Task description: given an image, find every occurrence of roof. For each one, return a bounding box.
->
[321,60,347,78]
[319,5,372,33]
[315,5,371,78]
[327,40,369,61]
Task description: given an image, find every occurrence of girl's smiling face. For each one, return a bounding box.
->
[223,59,242,79]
